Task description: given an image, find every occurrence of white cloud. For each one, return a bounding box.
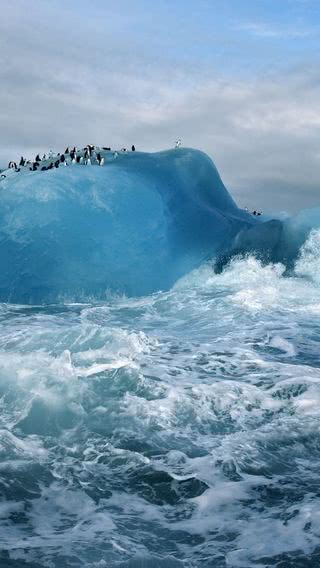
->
[237,21,318,39]
[1,1,320,212]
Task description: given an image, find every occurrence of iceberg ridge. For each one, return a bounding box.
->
[0,148,254,303]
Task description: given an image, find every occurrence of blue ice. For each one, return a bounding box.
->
[0,148,255,303]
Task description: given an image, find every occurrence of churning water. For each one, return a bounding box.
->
[1,231,320,567]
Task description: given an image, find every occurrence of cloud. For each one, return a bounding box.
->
[237,21,318,39]
[0,1,320,212]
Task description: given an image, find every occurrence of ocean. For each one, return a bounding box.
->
[1,231,320,567]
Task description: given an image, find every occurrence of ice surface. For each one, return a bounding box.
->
[0,148,255,303]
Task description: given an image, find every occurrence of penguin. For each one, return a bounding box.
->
[76,156,81,163]
[65,147,70,154]
[131,145,135,152]
[19,156,25,166]
[99,157,104,166]
[102,147,111,151]
[0,174,6,179]
[60,155,65,163]
[35,154,41,162]
[175,139,182,149]
[41,166,47,171]
[42,154,46,160]
[54,160,60,168]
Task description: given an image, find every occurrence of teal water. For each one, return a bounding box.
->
[1,233,320,567]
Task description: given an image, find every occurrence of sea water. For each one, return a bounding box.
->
[1,233,320,566]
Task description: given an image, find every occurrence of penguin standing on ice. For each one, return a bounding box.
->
[97,152,104,166]
[97,153,104,166]
[131,145,135,152]
[175,139,182,149]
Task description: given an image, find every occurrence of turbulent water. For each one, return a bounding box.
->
[1,229,320,567]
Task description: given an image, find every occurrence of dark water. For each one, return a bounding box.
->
[1,236,320,567]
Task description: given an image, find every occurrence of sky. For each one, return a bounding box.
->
[1,0,320,211]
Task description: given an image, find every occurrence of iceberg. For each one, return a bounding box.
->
[216,206,320,272]
[0,148,255,303]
